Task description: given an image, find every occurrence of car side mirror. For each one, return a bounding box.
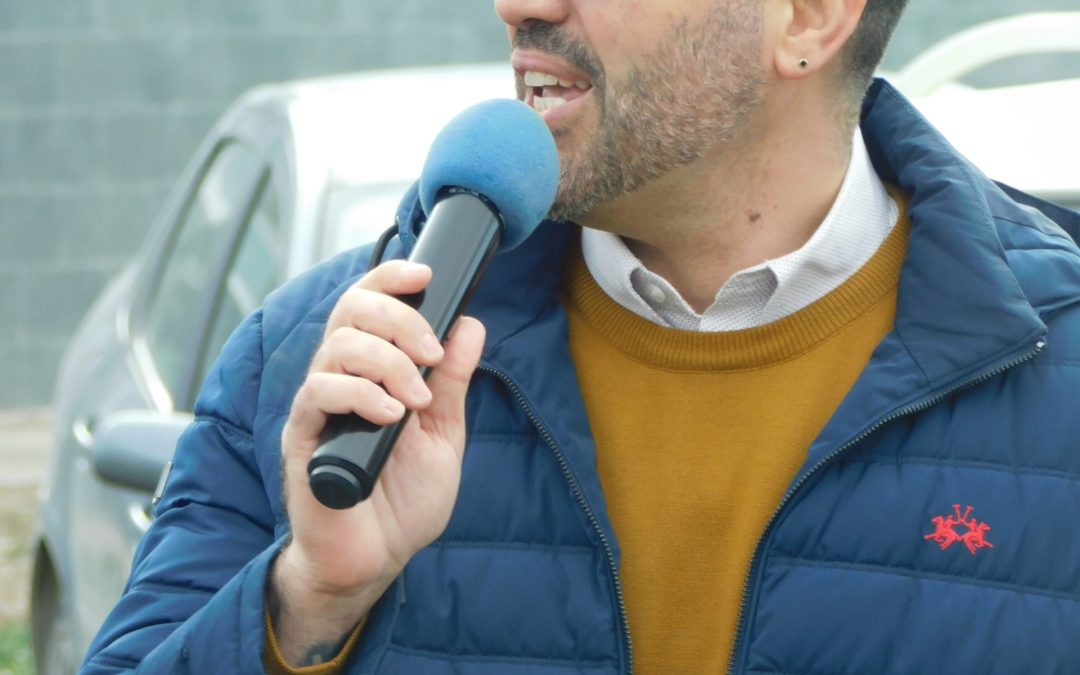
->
[90,411,194,494]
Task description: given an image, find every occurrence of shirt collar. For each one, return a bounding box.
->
[581,129,898,332]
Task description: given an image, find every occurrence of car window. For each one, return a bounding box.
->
[143,142,264,405]
[196,173,284,390]
[322,183,410,259]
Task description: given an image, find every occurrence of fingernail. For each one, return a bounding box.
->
[420,333,443,359]
[411,377,431,403]
[402,262,429,275]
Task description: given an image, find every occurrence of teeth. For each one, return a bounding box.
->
[532,96,568,113]
[524,71,560,87]
[523,70,590,89]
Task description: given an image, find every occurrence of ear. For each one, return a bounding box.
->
[770,0,867,80]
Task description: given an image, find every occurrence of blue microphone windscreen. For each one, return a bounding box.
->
[419,99,559,251]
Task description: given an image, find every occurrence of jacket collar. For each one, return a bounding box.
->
[862,79,1046,382]
[800,79,1051,468]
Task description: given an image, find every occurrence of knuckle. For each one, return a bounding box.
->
[326,325,356,350]
[338,289,368,321]
[349,288,397,327]
[368,294,393,324]
[292,379,316,411]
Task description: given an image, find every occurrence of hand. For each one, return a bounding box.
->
[270,260,485,664]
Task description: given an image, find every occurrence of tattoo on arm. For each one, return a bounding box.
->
[267,570,354,666]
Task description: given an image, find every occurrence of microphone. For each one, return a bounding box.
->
[307,99,560,510]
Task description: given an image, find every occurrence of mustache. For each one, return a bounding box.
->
[512,21,604,86]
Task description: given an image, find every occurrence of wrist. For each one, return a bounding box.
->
[272,544,394,622]
[267,546,392,667]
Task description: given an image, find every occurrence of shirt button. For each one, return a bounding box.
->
[643,283,667,305]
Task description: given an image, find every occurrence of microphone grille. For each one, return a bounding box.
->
[419,99,559,250]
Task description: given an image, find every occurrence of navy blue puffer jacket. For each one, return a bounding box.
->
[84,80,1080,674]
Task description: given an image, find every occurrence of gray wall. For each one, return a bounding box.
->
[1,0,1078,408]
[0,1,507,407]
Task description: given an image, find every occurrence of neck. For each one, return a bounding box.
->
[578,110,855,313]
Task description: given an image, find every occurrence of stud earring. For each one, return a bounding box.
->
[798,59,809,69]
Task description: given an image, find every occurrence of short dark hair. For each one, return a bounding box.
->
[843,0,910,98]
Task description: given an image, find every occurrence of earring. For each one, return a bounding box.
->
[798,58,809,69]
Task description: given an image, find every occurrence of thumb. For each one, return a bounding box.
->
[417,316,485,443]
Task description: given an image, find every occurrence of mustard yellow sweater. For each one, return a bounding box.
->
[264,198,909,674]
[561,204,908,672]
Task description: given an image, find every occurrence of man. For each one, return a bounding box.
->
[85,0,1080,673]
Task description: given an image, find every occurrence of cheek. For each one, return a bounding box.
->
[576,4,675,76]
[573,3,628,58]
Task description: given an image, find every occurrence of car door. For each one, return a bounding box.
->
[69,130,275,649]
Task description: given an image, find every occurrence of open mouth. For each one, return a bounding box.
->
[523,70,593,113]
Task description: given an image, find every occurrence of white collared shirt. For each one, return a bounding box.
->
[581,130,899,332]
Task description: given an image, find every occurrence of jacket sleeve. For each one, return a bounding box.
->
[81,308,284,675]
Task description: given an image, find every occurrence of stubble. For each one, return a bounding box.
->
[515,3,766,222]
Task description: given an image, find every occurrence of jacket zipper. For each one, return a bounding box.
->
[726,337,1047,675]
[478,365,634,674]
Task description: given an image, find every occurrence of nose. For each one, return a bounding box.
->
[494,0,571,31]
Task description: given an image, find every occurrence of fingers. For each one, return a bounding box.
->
[417,316,486,452]
[306,373,407,422]
[326,261,443,369]
[284,373,407,449]
[285,260,463,453]
[311,327,434,409]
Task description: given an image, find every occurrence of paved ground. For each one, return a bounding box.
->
[0,409,52,489]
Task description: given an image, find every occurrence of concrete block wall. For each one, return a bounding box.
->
[0,0,507,408]
[1,0,1077,408]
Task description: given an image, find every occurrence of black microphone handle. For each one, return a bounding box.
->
[307,191,502,510]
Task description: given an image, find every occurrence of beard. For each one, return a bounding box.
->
[514,4,767,223]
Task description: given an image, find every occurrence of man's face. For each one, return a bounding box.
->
[500,0,767,222]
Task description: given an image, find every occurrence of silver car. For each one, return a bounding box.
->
[28,63,512,674]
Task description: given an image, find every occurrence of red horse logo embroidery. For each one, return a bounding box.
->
[924,505,993,555]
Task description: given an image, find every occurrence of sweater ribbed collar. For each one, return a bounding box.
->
[562,193,910,372]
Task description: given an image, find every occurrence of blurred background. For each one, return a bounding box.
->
[3,0,1080,411]
[1,0,1078,673]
